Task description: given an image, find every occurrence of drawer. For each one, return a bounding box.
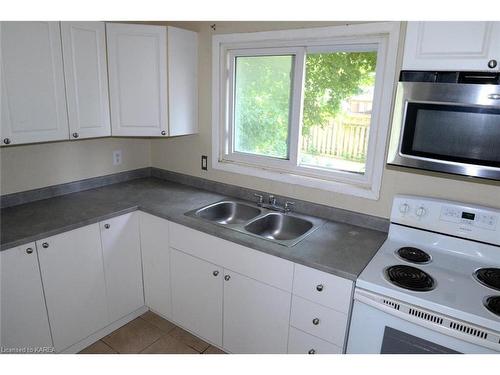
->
[290,295,348,346]
[288,327,342,354]
[169,222,294,292]
[292,263,353,312]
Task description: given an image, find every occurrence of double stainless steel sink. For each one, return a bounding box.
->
[185,200,324,247]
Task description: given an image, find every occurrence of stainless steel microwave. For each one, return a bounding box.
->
[387,71,500,180]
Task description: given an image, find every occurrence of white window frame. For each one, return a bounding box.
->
[212,22,401,200]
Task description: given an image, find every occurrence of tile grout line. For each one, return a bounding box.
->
[100,340,117,354]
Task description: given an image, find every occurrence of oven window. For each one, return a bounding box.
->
[401,103,500,167]
[381,327,460,354]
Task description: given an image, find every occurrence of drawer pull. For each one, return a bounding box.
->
[308,349,316,354]
[312,318,320,325]
[316,284,324,292]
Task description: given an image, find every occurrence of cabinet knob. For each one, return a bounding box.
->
[308,349,316,354]
[312,318,320,325]
[72,132,79,138]
[488,59,498,69]
[42,242,49,248]
[104,224,110,229]
[224,275,231,281]
[213,270,219,277]
[316,284,324,292]
[3,138,11,145]
[161,130,166,136]
[26,247,34,254]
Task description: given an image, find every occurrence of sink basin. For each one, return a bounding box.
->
[186,199,324,247]
[195,201,261,225]
[244,213,314,241]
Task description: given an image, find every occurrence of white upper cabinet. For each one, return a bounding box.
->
[1,22,69,146]
[403,21,500,71]
[100,212,144,323]
[0,243,53,351]
[106,23,168,137]
[61,22,111,140]
[167,27,198,136]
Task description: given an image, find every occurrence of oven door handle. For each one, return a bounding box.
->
[488,93,500,100]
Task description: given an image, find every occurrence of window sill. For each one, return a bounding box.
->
[212,159,381,200]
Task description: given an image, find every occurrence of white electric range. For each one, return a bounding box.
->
[347,195,500,354]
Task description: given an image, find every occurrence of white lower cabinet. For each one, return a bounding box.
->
[100,212,144,322]
[36,224,108,352]
[288,328,341,354]
[0,243,53,351]
[223,270,291,354]
[290,296,348,346]
[170,248,223,346]
[139,212,172,318]
[288,264,354,353]
[2,212,355,354]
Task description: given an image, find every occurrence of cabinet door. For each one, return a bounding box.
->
[167,27,198,136]
[403,21,500,71]
[170,248,223,346]
[1,22,69,146]
[140,212,172,318]
[100,212,144,322]
[61,22,111,139]
[106,23,168,137]
[37,224,108,352]
[223,270,291,353]
[0,243,53,351]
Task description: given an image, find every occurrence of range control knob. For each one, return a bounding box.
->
[416,206,427,217]
[399,203,410,214]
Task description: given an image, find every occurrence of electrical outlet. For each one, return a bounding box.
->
[201,155,208,171]
[113,150,122,166]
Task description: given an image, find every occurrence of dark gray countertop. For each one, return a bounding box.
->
[0,178,387,281]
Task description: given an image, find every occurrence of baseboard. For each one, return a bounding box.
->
[61,305,148,354]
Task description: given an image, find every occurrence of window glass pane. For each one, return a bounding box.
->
[234,55,293,159]
[300,51,377,174]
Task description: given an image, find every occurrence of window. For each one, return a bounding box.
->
[213,23,400,199]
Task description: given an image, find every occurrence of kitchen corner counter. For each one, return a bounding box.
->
[0,177,387,281]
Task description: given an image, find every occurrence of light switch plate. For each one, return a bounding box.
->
[201,155,207,171]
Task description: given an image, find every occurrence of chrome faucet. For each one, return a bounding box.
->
[254,193,294,213]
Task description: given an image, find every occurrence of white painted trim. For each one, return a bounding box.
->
[212,22,401,200]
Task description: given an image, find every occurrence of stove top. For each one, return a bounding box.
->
[396,247,431,264]
[474,268,500,291]
[356,195,500,334]
[386,264,435,291]
[485,296,500,317]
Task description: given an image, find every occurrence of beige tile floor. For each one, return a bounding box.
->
[79,311,226,354]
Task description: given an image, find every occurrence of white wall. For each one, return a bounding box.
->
[150,21,500,219]
[1,138,151,194]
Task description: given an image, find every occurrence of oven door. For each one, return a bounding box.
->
[387,81,500,180]
[346,291,498,354]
